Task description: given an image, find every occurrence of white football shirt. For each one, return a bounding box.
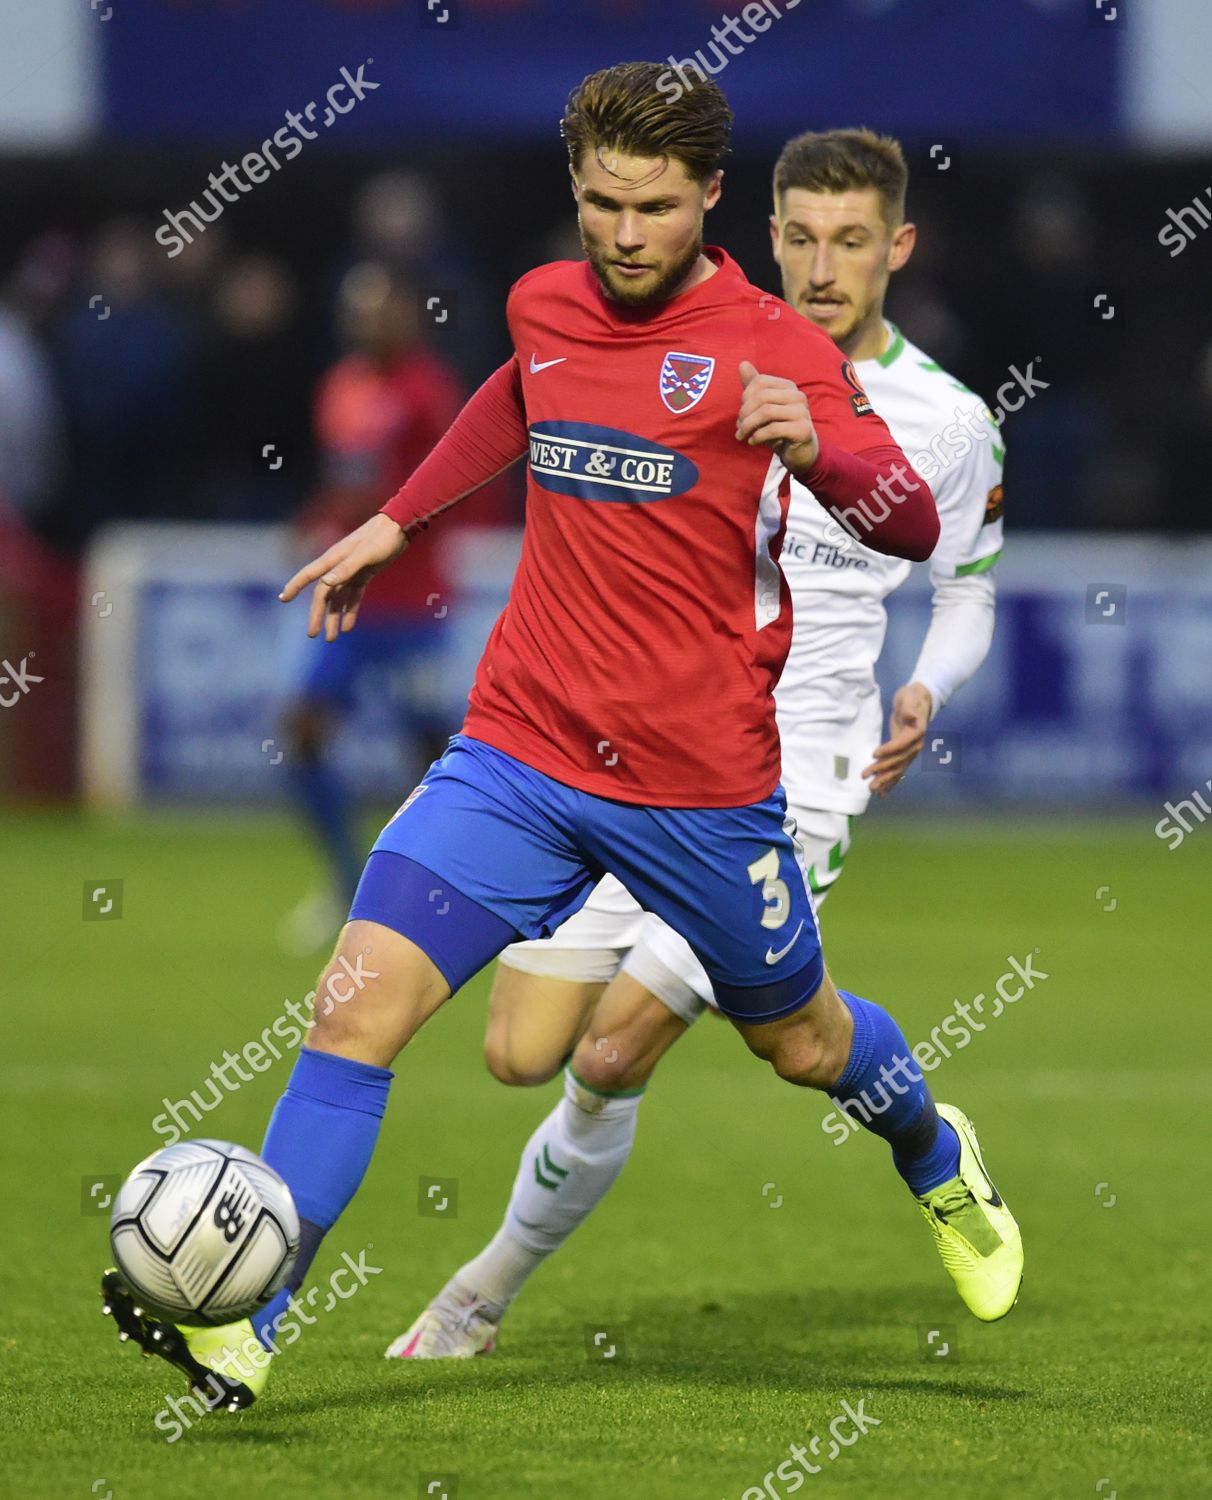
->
[776,322,1004,814]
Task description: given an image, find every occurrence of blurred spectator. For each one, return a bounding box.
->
[198,254,314,520]
[0,296,63,521]
[983,178,1108,530]
[53,219,202,547]
[347,170,501,381]
[278,261,514,950]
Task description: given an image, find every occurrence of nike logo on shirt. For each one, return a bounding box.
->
[765,919,805,965]
[529,355,567,374]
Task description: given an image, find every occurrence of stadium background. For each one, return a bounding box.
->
[2,4,1209,1499]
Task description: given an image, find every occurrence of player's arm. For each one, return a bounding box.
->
[735,359,938,562]
[280,357,528,641]
[865,406,1004,794]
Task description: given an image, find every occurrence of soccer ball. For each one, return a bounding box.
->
[110,1140,299,1326]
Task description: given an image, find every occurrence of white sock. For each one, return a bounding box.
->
[446,1070,643,1312]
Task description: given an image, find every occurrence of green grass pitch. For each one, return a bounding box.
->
[1,807,1209,1499]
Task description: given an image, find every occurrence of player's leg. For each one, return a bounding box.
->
[279,629,366,924]
[584,789,1022,1321]
[389,963,694,1357]
[389,875,659,1354]
[100,915,460,1409]
[729,965,1021,1319]
[107,736,603,1404]
[445,812,846,1339]
[252,737,612,1347]
[483,871,650,1085]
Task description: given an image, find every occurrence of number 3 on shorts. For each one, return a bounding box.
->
[747,847,790,931]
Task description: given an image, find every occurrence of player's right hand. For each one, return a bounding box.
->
[279,513,408,641]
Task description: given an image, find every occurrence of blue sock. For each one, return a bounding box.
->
[830,991,960,1195]
[288,759,363,904]
[253,1048,392,1351]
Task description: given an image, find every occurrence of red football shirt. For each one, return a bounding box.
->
[300,348,463,616]
[389,249,923,806]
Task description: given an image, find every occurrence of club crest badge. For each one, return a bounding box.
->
[659,351,715,413]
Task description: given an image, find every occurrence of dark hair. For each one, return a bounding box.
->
[773,128,908,227]
[562,61,733,184]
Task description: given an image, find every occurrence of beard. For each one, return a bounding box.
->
[582,227,705,308]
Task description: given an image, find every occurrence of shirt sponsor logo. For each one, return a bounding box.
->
[841,359,875,417]
[527,420,698,503]
[783,533,871,571]
[659,351,715,413]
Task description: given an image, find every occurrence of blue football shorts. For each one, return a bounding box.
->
[349,734,823,1023]
[285,615,455,734]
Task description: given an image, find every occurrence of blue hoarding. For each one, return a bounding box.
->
[100,0,1123,149]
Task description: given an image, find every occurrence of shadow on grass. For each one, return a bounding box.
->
[225,1284,1031,1429]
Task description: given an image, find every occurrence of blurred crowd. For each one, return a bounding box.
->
[0,171,522,555]
[1,161,1210,555]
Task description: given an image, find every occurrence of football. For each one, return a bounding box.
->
[109,1140,299,1326]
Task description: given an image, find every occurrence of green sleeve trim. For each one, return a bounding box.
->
[955,549,1002,577]
[876,322,905,367]
[567,1065,647,1100]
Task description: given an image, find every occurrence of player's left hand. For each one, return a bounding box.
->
[736,361,820,474]
[863,681,934,796]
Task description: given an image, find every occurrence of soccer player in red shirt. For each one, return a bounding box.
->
[102,65,1010,1412]
[280,262,510,946]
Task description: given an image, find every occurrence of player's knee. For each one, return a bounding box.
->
[751,1015,848,1089]
[568,1033,643,1094]
[766,1031,839,1088]
[483,1035,563,1088]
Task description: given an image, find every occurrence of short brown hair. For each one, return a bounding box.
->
[773,128,908,227]
[562,61,733,185]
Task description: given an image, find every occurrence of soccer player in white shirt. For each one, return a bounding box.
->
[389,128,1010,1359]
